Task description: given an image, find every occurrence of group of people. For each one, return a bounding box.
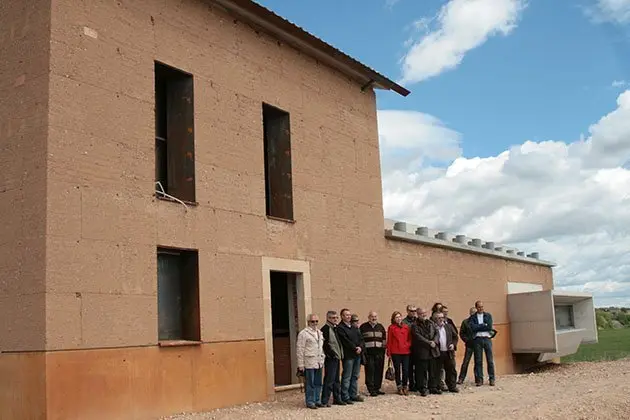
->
[295,300,497,409]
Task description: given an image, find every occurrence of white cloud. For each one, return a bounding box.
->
[589,0,630,24]
[400,0,527,84]
[612,80,627,87]
[378,90,630,307]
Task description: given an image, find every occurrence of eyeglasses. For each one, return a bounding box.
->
[308,320,319,324]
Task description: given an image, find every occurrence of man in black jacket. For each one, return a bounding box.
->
[402,304,418,391]
[359,311,387,396]
[411,308,439,396]
[337,309,365,404]
[321,310,344,406]
[457,307,477,384]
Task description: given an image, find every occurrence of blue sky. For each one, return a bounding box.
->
[258,0,630,307]
[259,0,630,157]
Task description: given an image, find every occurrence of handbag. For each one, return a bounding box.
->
[385,358,395,381]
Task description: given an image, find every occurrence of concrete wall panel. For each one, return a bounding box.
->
[508,291,557,353]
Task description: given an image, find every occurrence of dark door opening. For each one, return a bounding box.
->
[270,271,298,386]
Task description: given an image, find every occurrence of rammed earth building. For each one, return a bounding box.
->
[1,0,596,419]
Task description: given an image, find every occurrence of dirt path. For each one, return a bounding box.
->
[165,359,630,419]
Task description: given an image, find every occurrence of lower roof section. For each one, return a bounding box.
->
[384,227,556,268]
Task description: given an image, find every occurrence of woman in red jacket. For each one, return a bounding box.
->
[386,311,412,395]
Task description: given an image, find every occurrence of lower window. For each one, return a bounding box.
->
[554,304,575,330]
[157,247,200,342]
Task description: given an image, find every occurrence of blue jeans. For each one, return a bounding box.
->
[473,337,495,382]
[304,368,323,407]
[391,354,410,388]
[321,357,341,404]
[341,356,361,401]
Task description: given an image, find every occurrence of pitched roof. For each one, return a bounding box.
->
[210,0,411,97]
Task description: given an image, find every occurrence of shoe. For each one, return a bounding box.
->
[402,387,409,396]
[430,389,442,395]
[323,403,332,408]
[420,390,428,397]
[333,401,346,406]
[369,392,378,397]
[306,404,317,409]
[315,402,323,407]
[377,390,385,395]
[448,388,459,393]
[343,399,354,405]
[441,386,449,392]
[475,381,483,387]
[352,396,364,402]
[489,379,495,386]
[456,379,464,385]
[397,387,404,395]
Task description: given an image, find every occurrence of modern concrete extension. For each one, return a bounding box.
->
[507,285,598,363]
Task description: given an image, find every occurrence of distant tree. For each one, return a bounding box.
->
[615,312,630,326]
[596,312,610,329]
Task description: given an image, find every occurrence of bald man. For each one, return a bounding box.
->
[359,311,387,396]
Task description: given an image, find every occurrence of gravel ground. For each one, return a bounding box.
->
[165,359,630,420]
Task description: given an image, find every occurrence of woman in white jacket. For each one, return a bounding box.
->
[297,313,326,409]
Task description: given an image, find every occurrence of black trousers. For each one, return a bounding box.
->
[321,357,341,404]
[364,352,385,393]
[433,352,457,390]
[408,357,417,391]
[414,358,431,392]
[458,345,474,381]
[428,358,441,391]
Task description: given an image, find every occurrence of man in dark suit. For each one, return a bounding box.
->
[411,308,439,396]
[437,305,458,391]
[441,305,458,336]
[457,307,478,384]
[337,309,365,403]
[432,311,459,393]
[468,300,496,386]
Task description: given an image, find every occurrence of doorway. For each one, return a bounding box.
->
[270,271,299,386]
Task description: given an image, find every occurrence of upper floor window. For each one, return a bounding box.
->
[262,103,293,221]
[155,61,196,203]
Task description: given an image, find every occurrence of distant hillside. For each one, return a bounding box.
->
[596,307,630,329]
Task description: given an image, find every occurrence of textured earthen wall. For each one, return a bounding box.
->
[0,0,50,353]
[44,0,381,350]
[0,0,554,418]
[0,2,51,418]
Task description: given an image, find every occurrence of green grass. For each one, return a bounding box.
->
[562,328,630,363]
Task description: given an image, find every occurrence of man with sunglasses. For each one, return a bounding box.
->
[297,314,326,409]
[321,311,344,406]
[402,304,418,392]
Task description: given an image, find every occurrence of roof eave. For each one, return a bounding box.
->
[209,0,411,97]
